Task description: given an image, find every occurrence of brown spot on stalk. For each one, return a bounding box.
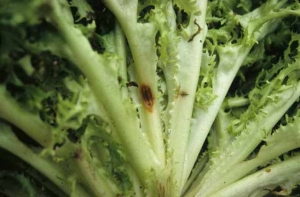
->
[74,148,82,160]
[179,91,189,97]
[140,84,154,112]
[265,168,271,173]
[175,85,189,98]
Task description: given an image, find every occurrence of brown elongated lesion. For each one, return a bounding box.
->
[175,85,189,98]
[179,91,189,97]
[140,84,154,112]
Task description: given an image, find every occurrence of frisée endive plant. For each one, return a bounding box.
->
[0,0,300,196]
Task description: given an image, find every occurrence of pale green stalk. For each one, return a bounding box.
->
[182,153,208,194]
[0,84,80,159]
[225,97,249,108]
[75,149,120,197]
[113,22,129,98]
[184,45,250,182]
[209,155,300,197]
[205,115,300,195]
[183,2,300,180]
[0,124,89,197]
[49,0,159,180]
[0,85,51,147]
[166,0,207,191]
[126,164,144,197]
[185,82,300,196]
[103,0,166,166]
[213,110,234,149]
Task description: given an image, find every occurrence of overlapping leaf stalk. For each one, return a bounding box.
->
[0,0,300,196]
